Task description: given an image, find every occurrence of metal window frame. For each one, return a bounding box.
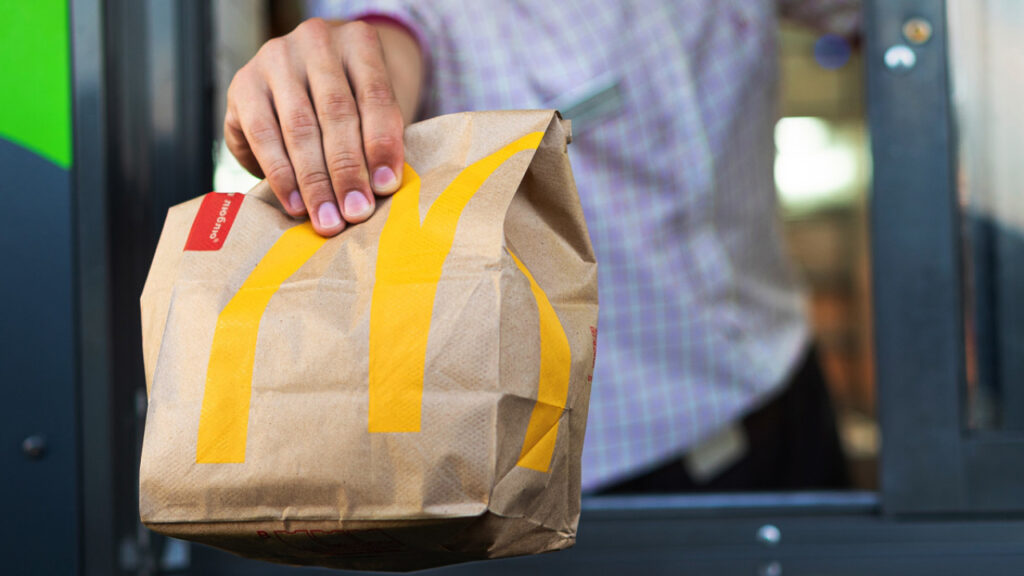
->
[188,493,1024,576]
[869,0,1024,514]
[71,0,214,574]
[868,0,967,513]
[72,1,117,574]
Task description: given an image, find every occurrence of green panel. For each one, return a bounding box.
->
[0,0,72,169]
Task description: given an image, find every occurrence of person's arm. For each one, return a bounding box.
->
[224,17,423,237]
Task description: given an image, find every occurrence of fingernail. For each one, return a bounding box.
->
[372,166,399,193]
[288,190,303,213]
[343,190,372,219]
[317,202,342,229]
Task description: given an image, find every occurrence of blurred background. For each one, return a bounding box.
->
[5,0,1024,574]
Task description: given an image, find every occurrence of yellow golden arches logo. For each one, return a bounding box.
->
[196,223,327,464]
[196,131,570,473]
[508,248,571,473]
[368,132,544,433]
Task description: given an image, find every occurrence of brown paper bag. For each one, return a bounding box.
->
[139,110,599,571]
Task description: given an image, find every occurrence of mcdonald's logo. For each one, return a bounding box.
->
[195,131,570,473]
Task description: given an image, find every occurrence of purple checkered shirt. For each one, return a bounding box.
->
[310,0,861,491]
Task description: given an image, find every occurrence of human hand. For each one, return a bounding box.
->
[225,18,421,236]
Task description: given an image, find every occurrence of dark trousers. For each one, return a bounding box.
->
[600,346,850,494]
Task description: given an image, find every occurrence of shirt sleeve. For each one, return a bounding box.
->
[777,0,862,39]
[305,0,431,62]
[305,0,446,114]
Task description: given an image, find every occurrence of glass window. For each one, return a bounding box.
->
[949,0,1024,430]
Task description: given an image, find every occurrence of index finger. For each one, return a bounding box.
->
[232,90,305,217]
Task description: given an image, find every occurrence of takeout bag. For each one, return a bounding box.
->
[139,110,598,571]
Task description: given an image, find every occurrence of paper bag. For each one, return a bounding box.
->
[139,110,599,571]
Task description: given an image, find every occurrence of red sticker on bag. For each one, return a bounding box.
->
[184,192,244,251]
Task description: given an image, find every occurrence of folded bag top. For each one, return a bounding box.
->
[139,110,598,572]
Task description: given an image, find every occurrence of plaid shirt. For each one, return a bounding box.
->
[310,0,860,491]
